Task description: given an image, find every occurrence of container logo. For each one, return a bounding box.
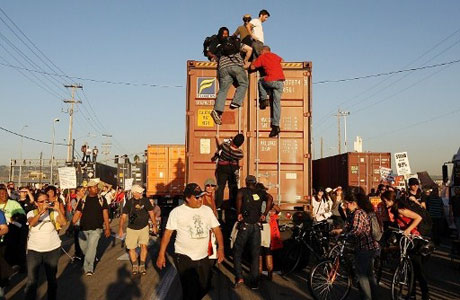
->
[197,77,217,98]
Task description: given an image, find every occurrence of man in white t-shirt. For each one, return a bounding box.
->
[156,183,224,300]
[25,191,67,300]
[246,9,270,56]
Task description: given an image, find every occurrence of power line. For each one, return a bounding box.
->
[313,59,460,85]
[367,106,460,141]
[0,61,184,88]
[0,125,68,146]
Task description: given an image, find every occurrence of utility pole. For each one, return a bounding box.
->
[320,137,324,159]
[64,84,82,163]
[335,109,350,155]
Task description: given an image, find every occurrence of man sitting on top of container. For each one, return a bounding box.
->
[210,27,253,126]
[250,45,285,138]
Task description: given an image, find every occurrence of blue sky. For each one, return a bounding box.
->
[0,1,459,175]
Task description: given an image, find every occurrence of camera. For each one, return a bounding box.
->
[48,202,55,208]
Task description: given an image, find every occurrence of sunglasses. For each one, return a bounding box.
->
[205,184,216,187]
[194,195,203,199]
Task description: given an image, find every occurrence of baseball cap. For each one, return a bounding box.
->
[204,178,216,186]
[408,178,419,186]
[131,184,145,194]
[87,179,100,187]
[232,134,245,147]
[184,183,206,198]
[325,187,332,193]
[245,175,257,184]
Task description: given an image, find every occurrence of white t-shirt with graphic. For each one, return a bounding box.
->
[250,18,264,43]
[26,210,62,252]
[166,204,220,260]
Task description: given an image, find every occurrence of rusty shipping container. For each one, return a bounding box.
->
[146,145,185,196]
[185,60,312,210]
[312,152,391,195]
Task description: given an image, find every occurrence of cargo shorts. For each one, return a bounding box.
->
[125,226,150,249]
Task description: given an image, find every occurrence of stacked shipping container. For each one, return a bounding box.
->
[185,61,312,210]
[312,152,391,195]
[146,145,185,196]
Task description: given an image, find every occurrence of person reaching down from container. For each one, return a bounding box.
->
[246,9,270,57]
[203,27,228,62]
[156,183,224,300]
[250,45,285,138]
[118,184,158,276]
[210,27,253,126]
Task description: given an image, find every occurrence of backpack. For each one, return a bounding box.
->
[220,36,241,56]
[368,212,383,241]
[405,202,432,236]
[32,209,61,231]
[203,35,219,57]
[80,195,105,212]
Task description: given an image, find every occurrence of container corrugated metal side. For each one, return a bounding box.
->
[313,152,391,195]
[146,144,185,196]
[185,61,312,210]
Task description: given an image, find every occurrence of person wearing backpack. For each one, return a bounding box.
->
[381,190,430,300]
[331,191,380,300]
[210,29,253,126]
[203,27,229,62]
[118,184,158,276]
[24,191,67,300]
[72,179,111,276]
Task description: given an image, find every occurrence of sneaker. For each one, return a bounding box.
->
[259,99,270,110]
[229,103,240,110]
[85,271,94,277]
[139,265,147,275]
[210,110,222,125]
[269,126,280,138]
[132,264,139,275]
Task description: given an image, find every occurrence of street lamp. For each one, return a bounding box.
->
[51,118,60,185]
[18,125,28,186]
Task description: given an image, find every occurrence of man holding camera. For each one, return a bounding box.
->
[233,175,272,290]
[72,179,110,276]
[118,184,157,275]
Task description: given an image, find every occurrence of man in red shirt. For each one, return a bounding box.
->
[250,46,285,137]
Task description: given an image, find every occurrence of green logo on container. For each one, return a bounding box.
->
[197,77,216,98]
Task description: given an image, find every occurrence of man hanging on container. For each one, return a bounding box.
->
[250,45,285,138]
[209,27,252,126]
[213,132,244,211]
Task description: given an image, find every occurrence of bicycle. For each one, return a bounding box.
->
[387,227,431,300]
[309,233,354,300]
[281,219,333,276]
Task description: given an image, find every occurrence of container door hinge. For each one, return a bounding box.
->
[304,153,311,158]
[303,112,311,117]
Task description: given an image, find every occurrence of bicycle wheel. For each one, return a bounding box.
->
[327,244,341,260]
[391,258,414,300]
[280,240,303,275]
[310,260,352,300]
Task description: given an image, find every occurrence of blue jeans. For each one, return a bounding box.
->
[354,249,379,300]
[233,223,261,283]
[79,228,102,273]
[24,248,60,300]
[258,80,284,127]
[214,65,248,113]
